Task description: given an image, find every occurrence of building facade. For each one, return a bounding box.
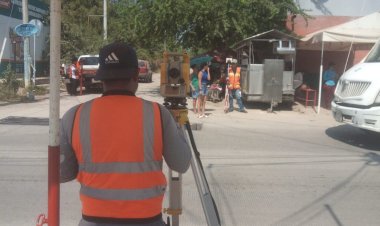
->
[0,0,49,77]
[288,0,380,88]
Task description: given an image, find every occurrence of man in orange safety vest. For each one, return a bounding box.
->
[227,60,247,113]
[60,42,192,226]
[67,56,79,95]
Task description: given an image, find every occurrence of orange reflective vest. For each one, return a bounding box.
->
[76,61,82,78]
[71,96,166,219]
[228,67,241,90]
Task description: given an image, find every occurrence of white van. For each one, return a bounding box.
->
[332,39,380,132]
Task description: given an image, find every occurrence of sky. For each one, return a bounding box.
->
[295,0,380,16]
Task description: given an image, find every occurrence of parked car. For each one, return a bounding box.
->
[138,60,152,82]
[78,55,102,91]
[61,55,102,94]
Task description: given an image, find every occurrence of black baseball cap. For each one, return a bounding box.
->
[95,42,138,80]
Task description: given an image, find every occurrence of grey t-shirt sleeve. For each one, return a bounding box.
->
[159,105,192,173]
[60,105,80,183]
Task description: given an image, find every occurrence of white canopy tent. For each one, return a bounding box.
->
[300,12,380,113]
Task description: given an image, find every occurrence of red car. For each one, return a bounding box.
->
[138,60,152,82]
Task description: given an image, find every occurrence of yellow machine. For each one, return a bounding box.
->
[160,51,190,107]
[160,51,220,226]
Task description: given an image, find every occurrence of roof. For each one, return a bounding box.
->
[286,15,357,37]
[302,12,380,44]
[233,29,298,49]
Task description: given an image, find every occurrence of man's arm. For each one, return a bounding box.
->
[60,105,80,183]
[198,71,202,89]
[323,70,329,81]
[159,105,192,173]
[189,82,195,91]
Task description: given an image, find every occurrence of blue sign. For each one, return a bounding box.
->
[29,19,43,36]
[14,23,39,37]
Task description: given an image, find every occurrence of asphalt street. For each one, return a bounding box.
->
[0,73,379,226]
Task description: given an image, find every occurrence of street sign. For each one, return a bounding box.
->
[14,23,39,37]
[29,19,43,36]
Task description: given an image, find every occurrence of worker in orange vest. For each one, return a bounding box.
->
[227,60,247,113]
[68,56,79,95]
[60,42,192,226]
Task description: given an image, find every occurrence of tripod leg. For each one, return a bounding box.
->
[165,169,182,226]
[163,108,220,226]
[189,151,221,226]
[169,170,182,226]
[184,125,221,226]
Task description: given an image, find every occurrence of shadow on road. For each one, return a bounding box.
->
[0,95,50,107]
[0,116,49,126]
[272,151,380,225]
[244,101,295,112]
[325,125,380,152]
[137,87,160,98]
[83,88,103,94]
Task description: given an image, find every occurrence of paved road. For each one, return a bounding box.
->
[0,73,379,226]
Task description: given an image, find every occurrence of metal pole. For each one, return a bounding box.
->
[13,40,16,71]
[344,42,354,72]
[33,34,36,87]
[103,0,107,41]
[317,40,325,114]
[0,38,6,64]
[48,0,61,225]
[22,0,31,89]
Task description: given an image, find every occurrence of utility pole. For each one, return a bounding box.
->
[103,0,107,41]
[22,0,31,90]
[48,0,61,225]
[35,1,61,225]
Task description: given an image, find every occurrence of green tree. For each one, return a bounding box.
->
[142,0,307,51]
[61,0,105,61]
[60,0,308,59]
[0,64,21,100]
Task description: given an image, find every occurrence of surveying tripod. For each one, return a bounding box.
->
[162,98,221,226]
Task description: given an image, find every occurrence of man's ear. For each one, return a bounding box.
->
[131,69,139,81]
[132,69,139,82]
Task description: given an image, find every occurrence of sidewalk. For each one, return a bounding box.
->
[0,84,336,128]
[186,96,336,129]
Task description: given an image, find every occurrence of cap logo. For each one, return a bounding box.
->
[105,52,119,64]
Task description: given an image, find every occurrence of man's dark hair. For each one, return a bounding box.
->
[200,62,208,68]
